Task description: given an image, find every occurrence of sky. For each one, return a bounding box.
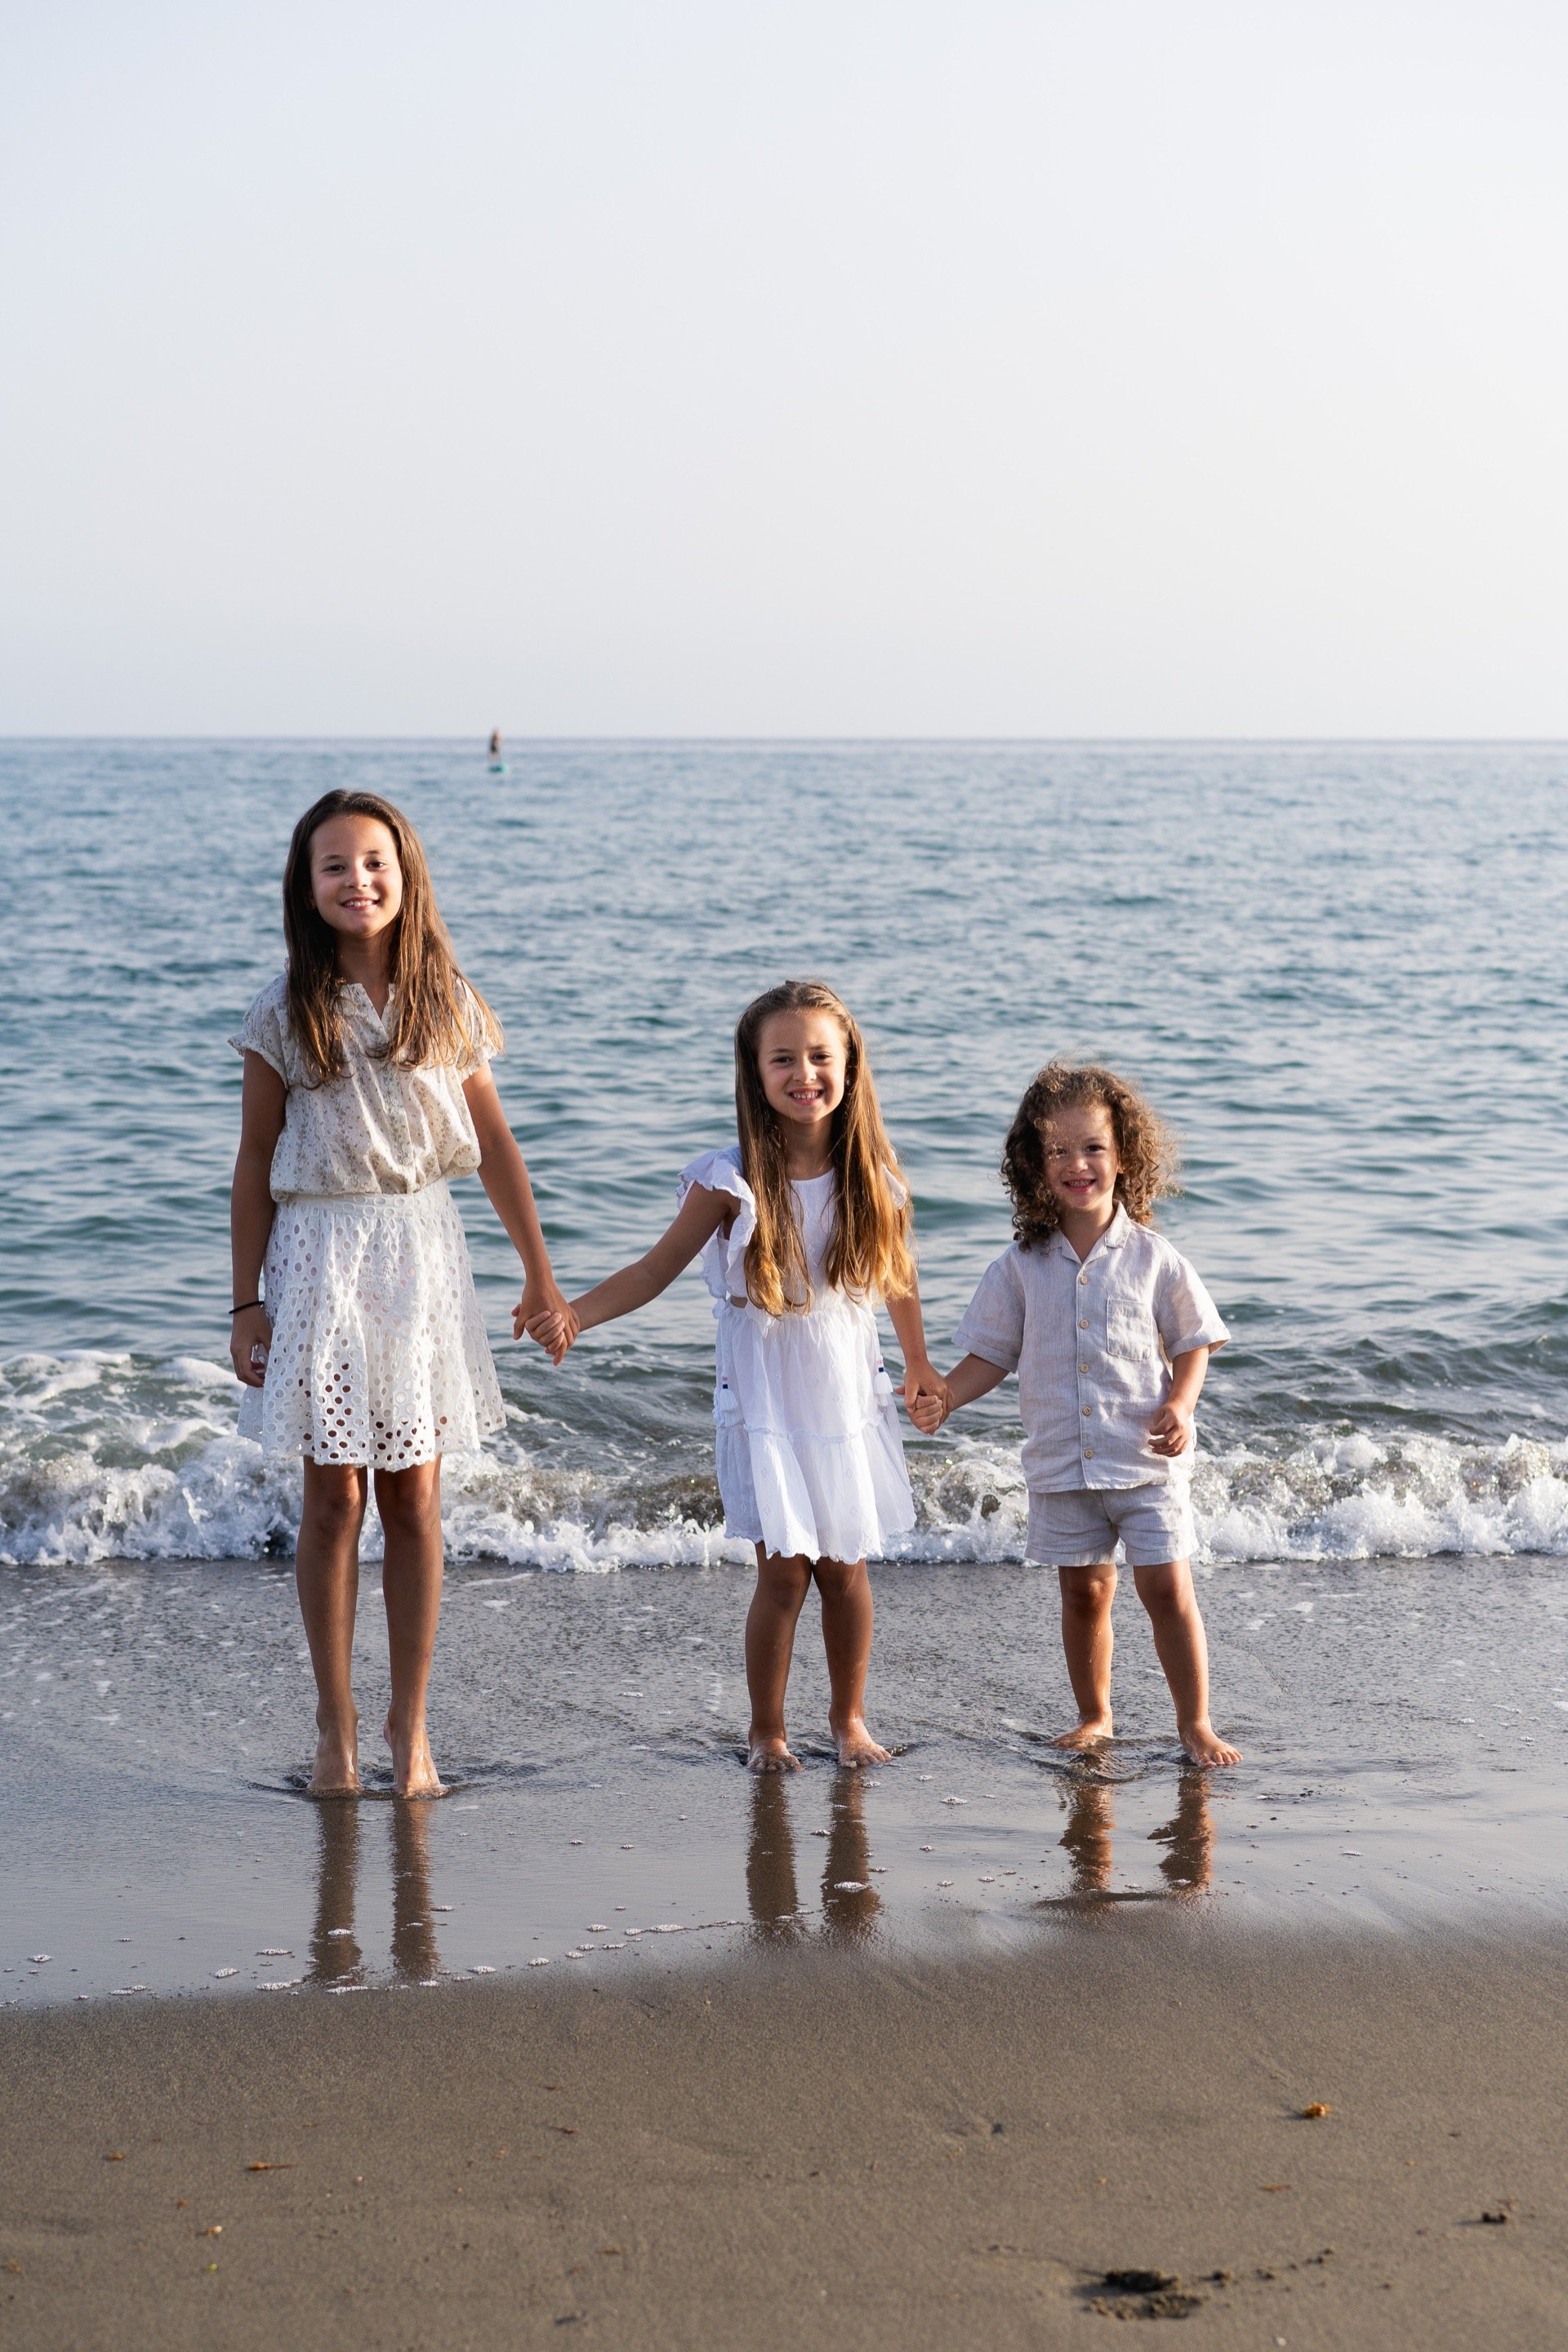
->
[2,1,1566,737]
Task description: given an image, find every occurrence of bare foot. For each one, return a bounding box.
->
[1180,1721,1242,1768]
[747,1733,801,1774]
[385,1711,445,1798]
[831,1717,891,1769]
[308,1714,361,1797]
[1049,1713,1114,1752]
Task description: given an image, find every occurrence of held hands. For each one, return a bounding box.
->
[902,1358,953,1436]
[229,1304,273,1388]
[1147,1401,1193,1458]
[513,1281,580,1365]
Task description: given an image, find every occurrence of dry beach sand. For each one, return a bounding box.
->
[3,1918,1565,2351]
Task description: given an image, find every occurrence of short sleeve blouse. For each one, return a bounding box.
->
[231,973,491,1201]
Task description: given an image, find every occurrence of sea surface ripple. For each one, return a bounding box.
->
[2,738,1566,1570]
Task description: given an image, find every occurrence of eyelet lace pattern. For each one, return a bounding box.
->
[238,1182,503,1468]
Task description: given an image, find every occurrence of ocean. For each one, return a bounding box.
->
[3,737,1566,1571]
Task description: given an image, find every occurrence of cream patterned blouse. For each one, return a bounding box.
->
[230,974,490,1201]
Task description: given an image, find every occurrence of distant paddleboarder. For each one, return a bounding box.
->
[488,730,507,773]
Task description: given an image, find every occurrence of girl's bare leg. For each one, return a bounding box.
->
[813,1557,890,1766]
[1051,1561,1117,1748]
[1131,1558,1242,1767]
[373,1459,447,1797]
[745,1546,813,1771]
[296,1460,368,1794]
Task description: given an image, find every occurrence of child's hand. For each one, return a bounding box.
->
[514,1281,578,1365]
[229,1304,272,1388]
[1147,1402,1193,1457]
[903,1359,951,1435]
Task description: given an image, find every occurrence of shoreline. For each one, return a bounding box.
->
[4,1917,1564,2349]
[9,1552,1568,2010]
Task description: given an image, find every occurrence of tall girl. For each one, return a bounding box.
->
[523,978,943,1771]
[229,789,572,1797]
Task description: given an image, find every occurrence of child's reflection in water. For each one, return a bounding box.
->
[820,1772,881,1942]
[310,1802,363,1981]
[1043,1768,1214,1910]
[307,1799,444,1984]
[745,1775,804,1943]
[390,1799,441,1981]
[1149,1770,1215,1898]
[745,1771,884,1943]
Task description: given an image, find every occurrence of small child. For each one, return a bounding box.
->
[914,1062,1241,1768]
[524,978,944,1771]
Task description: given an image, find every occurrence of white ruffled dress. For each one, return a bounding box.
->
[679,1146,915,1565]
[231,976,505,1470]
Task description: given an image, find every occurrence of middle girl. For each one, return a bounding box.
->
[521,979,942,1771]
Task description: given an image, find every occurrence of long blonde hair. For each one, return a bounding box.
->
[282,790,501,1085]
[733,979,915,1315]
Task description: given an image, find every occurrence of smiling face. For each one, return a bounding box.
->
[756,1007,849,1134]
[308,813,403,944]
[1039,1098,1123,1223]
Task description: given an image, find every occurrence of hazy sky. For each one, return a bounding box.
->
[3,2,1566,736]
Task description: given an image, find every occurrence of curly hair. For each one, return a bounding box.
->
[1001,1062,1178,1250]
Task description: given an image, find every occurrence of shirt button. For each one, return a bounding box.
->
[1078,1272,1088,1285]
[1084,1446,1094,1459]
[1080,1362,1089,1373]
[1082,1405,1091,1416]
[1079,1317,1089,1330]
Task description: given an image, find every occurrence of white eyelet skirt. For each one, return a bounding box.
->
[238,1182,505,1469]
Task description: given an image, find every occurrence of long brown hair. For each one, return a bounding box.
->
[733,979,915,1314]
[1001,1062,1178,1250]
[281,790,501,1084]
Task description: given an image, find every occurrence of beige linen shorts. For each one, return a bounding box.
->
[1027,1486,1196,1569]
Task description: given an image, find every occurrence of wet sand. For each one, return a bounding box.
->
[8,1555,1568,2003]
[2,1919,1564,2350]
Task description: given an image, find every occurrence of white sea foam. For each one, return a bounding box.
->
[2,1351,1566,1570]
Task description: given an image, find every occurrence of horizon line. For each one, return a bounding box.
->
[3,733,1566,749]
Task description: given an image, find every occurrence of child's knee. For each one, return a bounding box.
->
[1060,1563,1116,1616]
[756,1551,813,1606]
[303,1469,367,1539]
[375,1467,443,1539]
[1134,1560,1193,1616]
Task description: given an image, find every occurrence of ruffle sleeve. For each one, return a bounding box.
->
[229,975,290,1080]
[677,1145,756,1303]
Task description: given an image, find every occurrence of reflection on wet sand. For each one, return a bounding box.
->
[310,1802,363,1982]
[745,1776,804,1942]
[390,1801,441,1982]
[744,1771,884,1944]
[1149,1771,1216,1898]
[308,1801,444,1984]
[820,1774,881,1943]
[1040,1768,1214,1913]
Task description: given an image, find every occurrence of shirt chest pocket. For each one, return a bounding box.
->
[1100,1291,1158,1363]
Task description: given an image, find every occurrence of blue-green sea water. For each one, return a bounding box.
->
[2,738,1566,1571]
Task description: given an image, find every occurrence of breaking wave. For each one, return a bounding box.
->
[3,1351,1567,1572]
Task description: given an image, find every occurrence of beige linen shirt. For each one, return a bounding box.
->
[230,974,489,1200]
[952,1206,1229,1494]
